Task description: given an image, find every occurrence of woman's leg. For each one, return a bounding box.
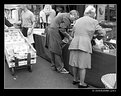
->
[72,66,78,81]
[78,68,87,85]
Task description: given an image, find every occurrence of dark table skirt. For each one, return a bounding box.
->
[34,34,116,88]
[34,34,51,62]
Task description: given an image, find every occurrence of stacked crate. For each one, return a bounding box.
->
[5,28,36,75]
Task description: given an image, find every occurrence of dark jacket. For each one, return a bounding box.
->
[45,13,72,56]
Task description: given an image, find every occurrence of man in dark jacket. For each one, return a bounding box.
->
[45,10,79,73]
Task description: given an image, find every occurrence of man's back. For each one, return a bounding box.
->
[50,13,70,28]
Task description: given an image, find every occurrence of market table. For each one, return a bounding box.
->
[33,29,51,62]
[33,29,116,88]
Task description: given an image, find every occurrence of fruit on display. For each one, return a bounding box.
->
[5,29,24,43]
[13,43,29,54]
[93,37,116,55]
[5,29,36,62]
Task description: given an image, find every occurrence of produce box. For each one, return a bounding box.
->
[5,28,36,68]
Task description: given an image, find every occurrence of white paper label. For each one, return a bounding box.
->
[19,61,27,66]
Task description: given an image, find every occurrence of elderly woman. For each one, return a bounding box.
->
[39,5,56,28]
[45,10,79,73]
[68,5,106,88]
[48,6,56,26]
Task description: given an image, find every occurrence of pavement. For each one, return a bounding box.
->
[4,56,96,89]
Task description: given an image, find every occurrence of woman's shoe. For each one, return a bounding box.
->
[72,81,80,85]
[78,84,89,88]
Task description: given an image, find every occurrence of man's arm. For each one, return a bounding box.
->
[28,13,36,35]
[31,14,36,29]
[59,16,72,40]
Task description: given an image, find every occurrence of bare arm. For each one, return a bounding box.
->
[28,13,36,35]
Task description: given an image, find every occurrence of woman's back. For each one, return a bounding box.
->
[74,16,97,40]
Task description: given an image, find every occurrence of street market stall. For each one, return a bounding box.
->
[33,28,51,61]
[33,28,116,88]
[62,21,116,88]
[4,4,116,88]
[5,28,36,76]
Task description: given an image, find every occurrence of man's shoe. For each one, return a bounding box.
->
[59,68,69,74]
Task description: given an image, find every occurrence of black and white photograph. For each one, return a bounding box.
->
[4,4,117,89]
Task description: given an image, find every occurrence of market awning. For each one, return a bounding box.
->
[4,4,20,9]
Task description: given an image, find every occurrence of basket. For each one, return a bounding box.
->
[101,73,116,89]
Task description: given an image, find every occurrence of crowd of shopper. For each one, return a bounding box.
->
[4,4,106,88]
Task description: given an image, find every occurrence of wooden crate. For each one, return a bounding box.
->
[5,28,36,75]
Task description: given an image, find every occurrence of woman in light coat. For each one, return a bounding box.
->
[69,5,106,88]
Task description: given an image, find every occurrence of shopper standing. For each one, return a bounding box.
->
[44,5,56,35]
[68,5,106,88]
[48,8,56,26]
[45,10,79,73]
[39,8,46,28]
[19,4,35,45]
[39,4,55,28]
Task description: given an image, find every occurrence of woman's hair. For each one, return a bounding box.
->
[84,5,96,16]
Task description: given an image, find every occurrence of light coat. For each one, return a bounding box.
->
[69,16,104,53]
